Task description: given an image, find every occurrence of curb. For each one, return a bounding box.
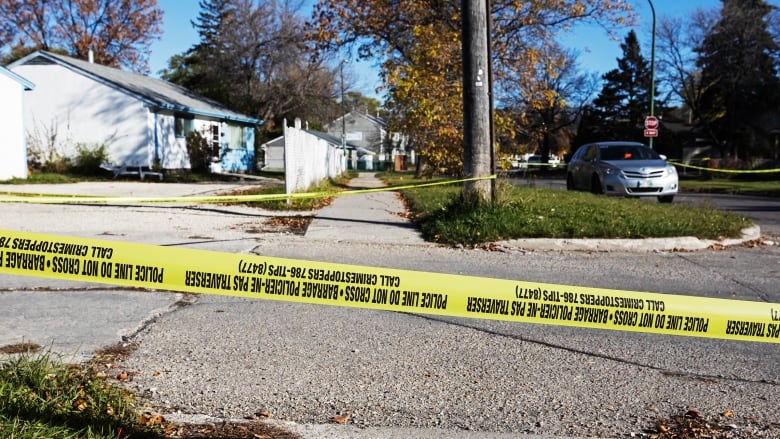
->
[162,413,586,439]
[493,225,763,252]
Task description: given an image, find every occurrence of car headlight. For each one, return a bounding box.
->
[602,167,621,176]
[666,164,677,176]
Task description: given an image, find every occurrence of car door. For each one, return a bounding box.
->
[571,145,598,189]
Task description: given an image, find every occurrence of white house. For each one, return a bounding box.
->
[8,51,261,173]
[260,124,373,171]
[260,135,285,170]
[0,66,34,180]
[324,111,390,155]
[323,111,410,169]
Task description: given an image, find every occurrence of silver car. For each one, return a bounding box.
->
[566,141,678,203]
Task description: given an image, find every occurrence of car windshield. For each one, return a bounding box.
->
[600,144,660,161]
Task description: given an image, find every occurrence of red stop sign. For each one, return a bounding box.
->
[645,116,659,130]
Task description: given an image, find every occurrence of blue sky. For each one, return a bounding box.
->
[148,0,774,100]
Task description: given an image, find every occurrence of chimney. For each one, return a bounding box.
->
[88,49,94,63]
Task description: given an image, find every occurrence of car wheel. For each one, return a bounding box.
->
[658,195,674,203]
[590,175,603,194]
[566,174,574,191]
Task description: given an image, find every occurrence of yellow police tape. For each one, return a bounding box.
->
[0,176,495,205]
[668,160,780,174]
[1,229,778,344]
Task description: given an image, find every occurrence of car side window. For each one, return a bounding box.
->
[583,145,598,161]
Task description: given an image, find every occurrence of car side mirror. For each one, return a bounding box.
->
[659,154,667,160]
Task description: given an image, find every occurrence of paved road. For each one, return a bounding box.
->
[1,177,778,439]
[675,192,780,238]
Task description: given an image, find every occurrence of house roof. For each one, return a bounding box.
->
[326,111,387,130]
[0,65,34,90]
[306,130,368,152]
[261,129,372,154]
[10,51,260,125]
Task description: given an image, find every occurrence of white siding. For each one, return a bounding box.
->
[11,63,151,167]
[0,73,28,179]
[284,125,346,193]
[150,112,190,169]
[263,145,285,170]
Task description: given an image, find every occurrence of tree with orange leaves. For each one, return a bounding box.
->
[311,0,633,176]
[0,0,163,72]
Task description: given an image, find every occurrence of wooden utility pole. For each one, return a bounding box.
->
[461,0,493,203]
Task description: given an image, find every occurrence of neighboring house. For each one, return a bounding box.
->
[0,66,34,180]
[260,135,286,170]
[323,111,407,157]
[260,118,373,171]
[8,51,261,173]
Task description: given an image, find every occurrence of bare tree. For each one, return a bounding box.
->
[502,44,598,160]
[163,0,339,134]
[0,0,163,71]
[656,9,719,139]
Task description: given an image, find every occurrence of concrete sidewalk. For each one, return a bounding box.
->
[305,173,426,245]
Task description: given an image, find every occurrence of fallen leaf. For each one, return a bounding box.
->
[73,398,88,411]
[164,426,182,436]
[331,414,350,424]
[117,371,128,381]
[255,410,273,418]
[138,412,164,427]
[722,409,734,417]
[685,409,700,418]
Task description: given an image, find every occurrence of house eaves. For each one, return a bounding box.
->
[326,111,387,130]
[9,51,260,125]
[361,112,386,127]
[0,65,34,90]
[305,129,362,149]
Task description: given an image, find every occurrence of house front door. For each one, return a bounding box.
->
[208,124,220,159]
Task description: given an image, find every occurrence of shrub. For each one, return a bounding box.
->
[25,119,70,172]
[70,143,109,175]
[186,131,212,173]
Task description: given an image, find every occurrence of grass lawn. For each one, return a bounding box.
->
[0,349,161,439]
[381,173,754,246]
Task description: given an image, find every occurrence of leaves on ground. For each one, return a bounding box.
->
[239,216,313,235]
[647,409,762,438]
[161,420,302,439]
[0,342,41,354]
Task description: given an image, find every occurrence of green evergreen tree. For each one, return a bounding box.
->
[695,0,780,160]
[160,0,234,104]
[587,30,657,143]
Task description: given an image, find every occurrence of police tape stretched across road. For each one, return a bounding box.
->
[1,229,778,343]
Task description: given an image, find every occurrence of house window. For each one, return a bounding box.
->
[227,125,245,149]
[174,116,194,137]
